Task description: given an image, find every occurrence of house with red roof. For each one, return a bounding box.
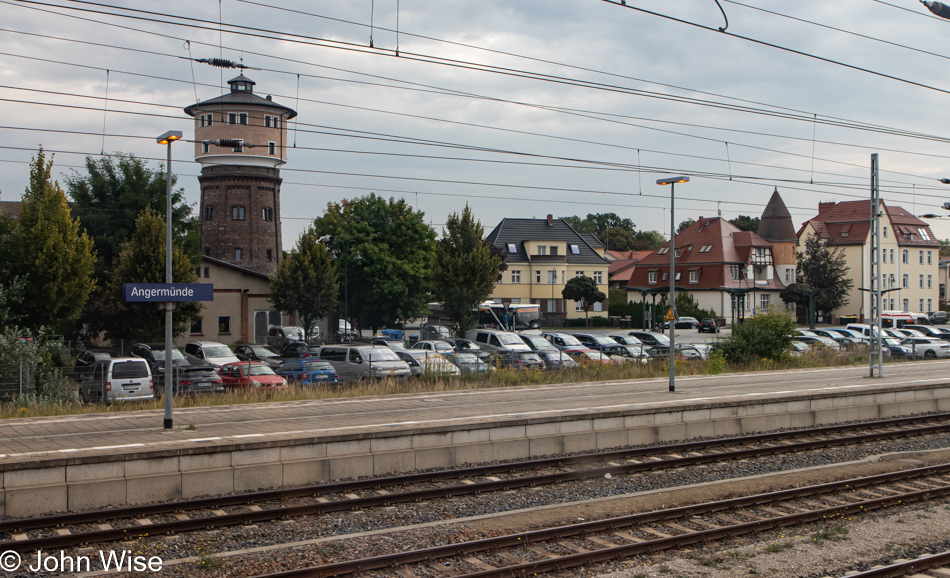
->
[798,199,939,320]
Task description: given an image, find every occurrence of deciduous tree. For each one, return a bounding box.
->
[311,194,436,332]
[11,149,95,330]
[729,215,761,232]
[269,228,338,342]
[796,233,854,314]
[431,205,501,337]
[95,209,201,341]
[562,276,606,327]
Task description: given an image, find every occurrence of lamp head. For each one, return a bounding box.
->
[353,249,362,261]
[157,130,183,145]
[656,176,689,185]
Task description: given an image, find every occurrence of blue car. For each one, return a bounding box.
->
[276,359,338,385]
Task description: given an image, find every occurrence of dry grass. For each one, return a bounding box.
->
[0,349,907,419]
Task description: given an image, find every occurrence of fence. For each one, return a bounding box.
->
[0,364,74,400]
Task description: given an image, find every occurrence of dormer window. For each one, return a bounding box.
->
[507,243,517,254]
[570,244,580,254]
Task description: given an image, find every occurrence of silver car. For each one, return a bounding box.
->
[316,345,411,381]
[79,358,155,403]
[901,338,950,360]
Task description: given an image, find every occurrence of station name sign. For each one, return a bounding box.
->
[123,283,214,302]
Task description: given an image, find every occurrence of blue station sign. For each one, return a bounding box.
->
[123,283,214,302]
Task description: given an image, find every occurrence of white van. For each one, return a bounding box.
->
[79,357,154,403]
[846,323,881,340]
[464,329,531,352]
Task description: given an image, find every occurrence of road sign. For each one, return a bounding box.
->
[665,309,675,321]
[123,283,214,302]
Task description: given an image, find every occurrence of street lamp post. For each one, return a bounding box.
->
[657,176,689,393]
[331,240,361,342]
[156,130,182,430]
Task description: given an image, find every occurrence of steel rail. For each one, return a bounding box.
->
[842,550,950,577]
[254,464,950,578]
[2,411,947,536]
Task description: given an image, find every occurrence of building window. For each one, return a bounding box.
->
[535,271,541,284]
[507,243,517,254]
[547,270,557,284]
[928,298,933,312]
[928,274,933,288]
[920,228,931,241]
[674,248,681,257]
[272,116,280,130]
[218,316,231,334]
[511,270,521,284]
[262,207,273,221]
[903,298,909,312]
[760,293,770,310]
[594,271,603,284]
[204,246,211,256]
[190,318,203,334]
[657,247,669,255]
[231,206,245,220]
[889,274,895,288]
[928,250,933,264]
[689,270,699,283]
[903,274,909,288]
[547,299,557,313]
[920,274,925,288]
[575,271,585,278]
[203,267,209,278]
[675,272,682,281]
[890,249,895,263]
[228,112,237,124]
[235,248,243,260]
[699,244,713,253]
[239,113,248,125]
[538,245,547,256]
[268,142,276,155]
[903,250,909,264]
[570,244,580,254]
[662,272,668,281]
[575,301,583,312]
[883,226,888,238]
[889,298,895,310]
[920,299,925,312]
[920,250,925,264]
[266,249,273,262]
[648,271,657,284]
[202,142,210,153]
[550,245,558,256]
[199,113,213,127]
[265,115,272,128]
[205,207,214,221]
[731,264,741,280]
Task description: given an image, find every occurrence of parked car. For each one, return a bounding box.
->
[446,338,492,360]
[74,350,114,382]
[276,358,338,385]
[790,341,811,356]
[565,348,616,365]
[663,316,700,330]
[131,343,193,388]
[266,326,307,350]
[165,365,224,396]
[929,311,948,325]
[397,350,461,378]
[419,324,452,341]
[234,344,283,368]
[606,334,642,345]
[793,330,841,350]
[442,351,493,374]
[886,328,926,340]
[280,340,323,359]
[218,361,288,388]
[371,338,407,351]
[901,337,950,359]
[600,344,650,363]
[902,325,950,341]
[698,318,720,333]
[412,340,456,354]
[489,351,545,371]
[572,333,619,351]
[627,331,671,348]
[822,327,869,343]
[882,337,911,358]
[78,357,154,403]
[534,349,579,370]
[465,329,531,352]
[315,344,411,381]
[540,332,587,352]
[183,341,240,369]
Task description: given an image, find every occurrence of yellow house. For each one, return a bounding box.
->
[485,214,610,325]
[798,200,940,320]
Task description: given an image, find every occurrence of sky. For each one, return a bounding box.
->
[4,0,950,247]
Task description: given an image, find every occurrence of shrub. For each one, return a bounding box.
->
[717,311,795,363]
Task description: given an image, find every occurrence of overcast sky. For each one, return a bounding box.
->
[4,0,950,247]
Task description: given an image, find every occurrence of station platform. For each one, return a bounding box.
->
[2,361,950,517]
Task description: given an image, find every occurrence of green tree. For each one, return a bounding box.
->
[67,153,200,274]
[632,230,666,251]
[674,292,716,319]
[562,276,606,327]
[0,208,25,329]
[431,205,501,337]
[716,310,795,363]
[562,212,635,236]
[269,227,338,341]
[95,209,201,341]
[312,194,436,332]
[677,218,696,234]
[940,239,950,257]
[598,227,638,252]
[11,149,95,331]
[796,234,854,314]
[729,215,761,232]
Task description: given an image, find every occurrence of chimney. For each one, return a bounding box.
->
[818,202,835,215]
[546,214,553,226]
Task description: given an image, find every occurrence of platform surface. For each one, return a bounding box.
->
[1,361,947,465]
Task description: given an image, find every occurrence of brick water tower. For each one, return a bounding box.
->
[184,74,297,275]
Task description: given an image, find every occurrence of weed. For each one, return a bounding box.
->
[184,422,197,431]
[658,566,673,575]
[194,539,219,569]
[765,541,794,553]
[812,524,849,543]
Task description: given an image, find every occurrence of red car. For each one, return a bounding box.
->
[218,361,288,389]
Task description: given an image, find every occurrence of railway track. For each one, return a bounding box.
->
[4,412,950,555]
[842,550,950,577]
[252,463,950,578]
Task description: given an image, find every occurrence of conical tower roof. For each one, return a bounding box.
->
[758,188,796,242]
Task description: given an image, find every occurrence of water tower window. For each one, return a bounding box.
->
[228,112,237,125]
[239,113,248,125]
[231,206,245,220]
[262,207,273,222]
[268,142,276,155]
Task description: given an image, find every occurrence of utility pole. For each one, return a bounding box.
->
[870,154,884,377]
